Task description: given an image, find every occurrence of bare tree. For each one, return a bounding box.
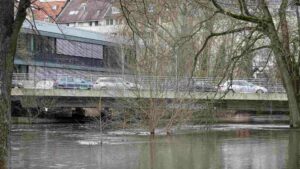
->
[19,96,58,122]
[203,0,300,127]
[115,0,228,135]
[0,0,31,168]
[118,0,300,127]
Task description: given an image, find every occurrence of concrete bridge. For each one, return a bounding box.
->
[11,88,289,112]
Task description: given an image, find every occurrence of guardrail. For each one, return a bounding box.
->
[11,73,286,93]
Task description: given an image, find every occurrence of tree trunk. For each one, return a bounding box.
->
[149,121,155,135]
[0,1,14,167]
[0,0,30,168]
[266,24,300,128]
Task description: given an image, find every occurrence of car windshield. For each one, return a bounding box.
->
[97,78,116,83]
[236,80,254,86]
[97,77,126,83]
[195,81,207,86]
[74,79,85,83]
[58,77,68,82]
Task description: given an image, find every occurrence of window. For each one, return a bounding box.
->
[29,35,56,54]
[44,16,50,22]
[238,81,247,86]
[69,10,79,15]
[14,65,28,73]
[232,81,239,85]
[67,77,74,82]
[89,21,92,26]
[51,5,57,10]
[78,22,85,26]
[56,39,103,59]
[106,19,114,25]
[95,21,98,26]
[111,7,120,14]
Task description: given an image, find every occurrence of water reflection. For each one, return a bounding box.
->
[10,124,299,169]
[287,131,300,169]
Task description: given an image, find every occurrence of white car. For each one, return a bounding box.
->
[93,77,141,90]
[36,80,54,89]
[219,80,268,93]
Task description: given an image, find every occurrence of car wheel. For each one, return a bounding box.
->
[256,89,264,94]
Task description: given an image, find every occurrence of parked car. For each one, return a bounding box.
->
[174,79,216,92]
[93,77,142,90]
[192,80,216,92]
[36,80,54,89]
[219,80,268,93]
[54,77,92,90]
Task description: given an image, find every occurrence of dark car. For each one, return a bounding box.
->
[192,81,216,92]
[54,77,92,90]
[175,80,216,92]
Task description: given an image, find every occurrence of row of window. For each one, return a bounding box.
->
[16,33,135,71]
[17,34,104,59]
[66,18,123,27]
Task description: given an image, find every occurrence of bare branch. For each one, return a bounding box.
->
[240,0,251,16]
[211,0,263,24]
[191,26,257,77]
[173,11,219,49]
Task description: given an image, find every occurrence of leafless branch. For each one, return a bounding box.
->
[191,26,257,77]
[211,0,263,24]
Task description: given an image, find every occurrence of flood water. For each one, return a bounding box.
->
[10,123,300,169]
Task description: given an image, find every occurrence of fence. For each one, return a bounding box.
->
[12,73,286,93]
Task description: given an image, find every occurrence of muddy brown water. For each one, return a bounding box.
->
[10,123,300,169]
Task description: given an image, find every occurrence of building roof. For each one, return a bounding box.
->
[32,0,67,22]
[56,0,112,23]
[21,20,128,46]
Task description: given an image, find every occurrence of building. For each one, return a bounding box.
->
[30,0,67,22]
[56,0,124,35]
[15,20,131,82]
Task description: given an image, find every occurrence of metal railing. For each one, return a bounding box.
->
[12,73,286,93]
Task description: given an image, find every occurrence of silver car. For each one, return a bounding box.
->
[93,77,141,90]
[36,80,54,89]
[219,80,268,93]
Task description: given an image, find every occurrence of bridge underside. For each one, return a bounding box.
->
[9,88,289,112]
[12,96,289,113]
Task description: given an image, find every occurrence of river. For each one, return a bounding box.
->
[10,123,300,169]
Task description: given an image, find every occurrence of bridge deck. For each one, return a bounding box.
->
[11,88,288,101]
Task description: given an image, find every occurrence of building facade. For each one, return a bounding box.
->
[15,20,130,81]
[56,0,124,35]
